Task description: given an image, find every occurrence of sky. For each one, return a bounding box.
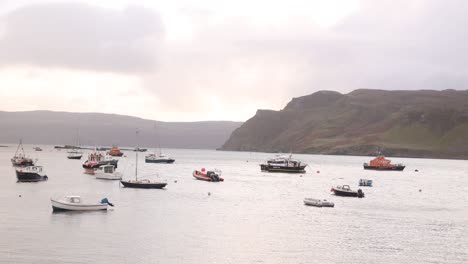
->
[0,0,467,121]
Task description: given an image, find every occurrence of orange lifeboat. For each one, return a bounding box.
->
[108,146,124,157]
[363,156,405,171]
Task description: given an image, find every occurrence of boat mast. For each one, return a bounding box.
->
[135,129,139,181]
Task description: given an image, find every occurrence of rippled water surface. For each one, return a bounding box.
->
[0,145,467,263]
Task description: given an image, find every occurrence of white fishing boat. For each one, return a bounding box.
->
[50,196,114,212]
[303,198,335,207]
[95,165,122,180]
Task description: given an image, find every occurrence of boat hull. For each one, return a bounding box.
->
[16,171,48,182]
[95,172,122,180]
[109,153,124,157]
[145,158,175,164]
[51,199,107,211]
[260,164,306,173]
[120,180,167,189]
[363,165,405,171]
[67,155,82,160]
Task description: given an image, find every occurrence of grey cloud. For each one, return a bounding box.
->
[0,3,164,73]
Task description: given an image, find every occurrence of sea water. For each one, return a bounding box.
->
[0,145,467,263]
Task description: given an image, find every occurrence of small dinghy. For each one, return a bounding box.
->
[51,196,114,212]
[359,179,373,187]
[16,166,48,182]
[303,198,334,207]
[95,165,122,180]
[331,185,365,198]
[192,168,224,182]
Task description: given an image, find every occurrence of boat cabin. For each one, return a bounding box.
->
[100,165,115,174]
[66,196,82,203]
[20,166,43,173]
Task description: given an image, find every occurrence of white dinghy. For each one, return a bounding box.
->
[303,198,335,208]
[51,196,114,212]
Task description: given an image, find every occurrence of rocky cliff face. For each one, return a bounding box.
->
[221,89,468,159]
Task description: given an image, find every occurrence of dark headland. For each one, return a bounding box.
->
[220,89,468,159]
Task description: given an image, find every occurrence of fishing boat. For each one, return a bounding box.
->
[11,140,35,167]
[50,196,114,212]
[16,166,48,182]
[260,154,307,173]
[120,131,167,189]
[192,168,224,182]
[95,165,122,180]
[303,198,334,207]
[107,146,124,157]
[145,153,175,164]
[82,152,118,169]
[359,179,373,187]
[363,156,405,171]
[331,185,365,198]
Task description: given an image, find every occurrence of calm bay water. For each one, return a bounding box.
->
[0,145,467,264]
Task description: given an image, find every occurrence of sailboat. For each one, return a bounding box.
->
[67,129,83,160]
[120,130,167,189]
[145,123,175,164]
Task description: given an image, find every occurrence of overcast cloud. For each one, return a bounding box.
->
[0,0,467,121]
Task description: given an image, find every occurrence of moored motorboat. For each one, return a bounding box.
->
[33,147,42,151]
[363,156,405,171]
[192,168,224,182]
[67,150,83,160]
[303,198,335,207]
[51,196,114,212]
[145,153,175,163]
[16,166,48,182]
[82,152,118,169]
[260,154,307,173]
[331,185,365,198]
[11,140,35,167]
[107,146,124,157]
[95,165,122,180]
[359,179,373,187]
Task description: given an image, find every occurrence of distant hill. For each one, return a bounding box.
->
[0,111,242,149]
[221,89,468,159]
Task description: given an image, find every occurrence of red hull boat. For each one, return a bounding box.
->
[192,169,224,182]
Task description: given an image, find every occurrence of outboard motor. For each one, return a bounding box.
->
[357,189,365,198]
[101,198,114,207]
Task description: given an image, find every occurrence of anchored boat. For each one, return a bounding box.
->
[359,179,373,187]
[260,154,307,173]
[16,166,48,182]
[303,198,334,207]
[95,165,122,180]
[51,196,114,212]
[107,146,124,157]
[192,168,224,182]
[331,185,365,198]
[11,140,35,167]
[120,130,167,189]
[363,156,405,171]
[82,152,118,169]
[145,153,175,164]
